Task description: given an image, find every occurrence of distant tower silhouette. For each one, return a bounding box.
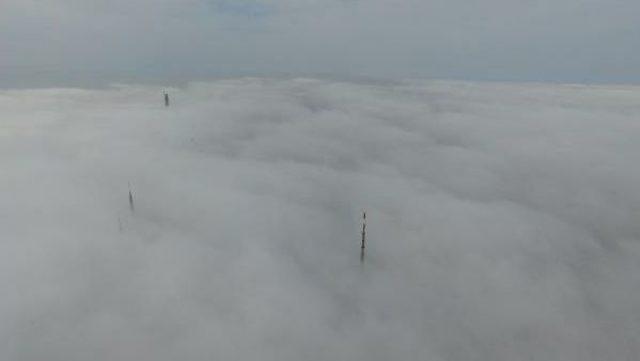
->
[164,92,170,107]
[360,211,366,263]
[128,183,135,214]
[361,211,366,249]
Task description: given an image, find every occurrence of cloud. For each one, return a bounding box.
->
[2,78,640,360]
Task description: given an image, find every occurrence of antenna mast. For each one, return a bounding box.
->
[361,211,366,250]
[360,211,366,263]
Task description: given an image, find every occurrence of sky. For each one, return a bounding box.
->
[1,0,640,87]
[2,79,640,360]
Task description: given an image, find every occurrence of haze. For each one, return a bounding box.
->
[1,0,639,87]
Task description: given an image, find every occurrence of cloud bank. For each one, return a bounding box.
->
[1,79,640,360]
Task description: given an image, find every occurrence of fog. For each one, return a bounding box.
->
[2,78,640,360]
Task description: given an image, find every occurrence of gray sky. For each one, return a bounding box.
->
[1,0,639,87]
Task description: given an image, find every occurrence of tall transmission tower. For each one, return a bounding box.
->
[360,211,366,263]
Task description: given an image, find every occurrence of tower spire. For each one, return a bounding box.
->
[360,211,366,263]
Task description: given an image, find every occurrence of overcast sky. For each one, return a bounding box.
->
[1,0,639,87]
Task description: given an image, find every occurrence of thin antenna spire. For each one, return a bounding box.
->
[361,211,366,249]
[361,211,366,263]
[128,182,135,214]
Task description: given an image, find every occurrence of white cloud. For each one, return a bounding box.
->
[1,78,640,360]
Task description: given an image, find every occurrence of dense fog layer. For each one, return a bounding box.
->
[2,79,640,360]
